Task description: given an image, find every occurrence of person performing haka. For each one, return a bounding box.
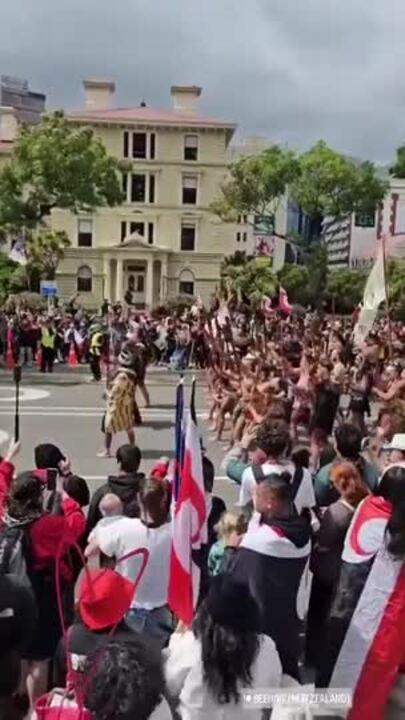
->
[97,344,143,458]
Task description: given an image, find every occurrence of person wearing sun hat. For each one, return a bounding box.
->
[382,434,405,465]
[53,567,153,693]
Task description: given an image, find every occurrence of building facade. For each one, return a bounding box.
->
[53,80,236,307]
[1,79,237,308]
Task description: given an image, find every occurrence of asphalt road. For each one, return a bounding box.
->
[0,365,239,509]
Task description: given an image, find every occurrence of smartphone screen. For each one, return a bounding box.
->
[47,468,58,492]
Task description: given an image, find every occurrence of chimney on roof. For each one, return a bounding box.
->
[171,85,202,115]
[0,106,19,142]
[82,79,115,110]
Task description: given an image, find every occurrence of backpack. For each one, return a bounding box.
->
[0,526,31,587]
[251,464,304,501]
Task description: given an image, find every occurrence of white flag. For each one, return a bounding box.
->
[353,248,386,346]
[9,236,27,266]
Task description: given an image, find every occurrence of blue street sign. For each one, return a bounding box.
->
[40,280,58,297]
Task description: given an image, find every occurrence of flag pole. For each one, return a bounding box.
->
[382,234,393,361]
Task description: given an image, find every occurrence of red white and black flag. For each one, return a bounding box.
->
[319,495,405,719]
[168,380,207,625]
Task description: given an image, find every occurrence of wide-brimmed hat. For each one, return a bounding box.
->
[79,569,134,631]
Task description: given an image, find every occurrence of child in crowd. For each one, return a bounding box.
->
[208,512,248,576]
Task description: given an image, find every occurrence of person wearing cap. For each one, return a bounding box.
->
[53,567,150,696]
[165,574,282,720]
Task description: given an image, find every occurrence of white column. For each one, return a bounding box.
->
[103,257,112,300]
[160,255,168,303]
[116,258,124,302]
[145,258,154,308]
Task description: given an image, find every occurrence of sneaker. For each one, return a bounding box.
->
[97,450,112,458]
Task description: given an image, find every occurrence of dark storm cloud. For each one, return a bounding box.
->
[2,0,405,161]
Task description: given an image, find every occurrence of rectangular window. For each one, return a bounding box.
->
[149,174,156,203]
[243,232,247,243]
[121,221,127,243]
[355,212,375,228]
[150,133,156,160]
[148,222,154,245]
[129,222,144,237]
[132,132,147,159]
[131,174,146,202]
[123,131,129,158]
[77,277,92,292]
[184,134,198,161]
[122,173,128,199]
[77,219,93,248]
[181,224,196,251]
[136,275,145,293]
[236,232,241,243]
[179,281,194,296]
[182,175,197,205]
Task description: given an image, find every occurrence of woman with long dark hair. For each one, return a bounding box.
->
[165,575,282,719]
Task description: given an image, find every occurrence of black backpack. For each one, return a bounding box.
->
[0,526,31,586]
[252,464,304,501]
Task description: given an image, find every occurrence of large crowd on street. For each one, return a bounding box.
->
[0,291,404,719]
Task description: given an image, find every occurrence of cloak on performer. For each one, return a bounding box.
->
[98,344,143,457]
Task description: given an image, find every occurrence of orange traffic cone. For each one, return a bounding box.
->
[5,343,14,370]
[68,343,79,367]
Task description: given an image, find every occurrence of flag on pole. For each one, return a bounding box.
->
[353,245,386,346]
[173,379,185,502]
[278,286,292,315]
[168,380,208,625]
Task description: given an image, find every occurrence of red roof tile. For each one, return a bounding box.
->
[68,106,235,130]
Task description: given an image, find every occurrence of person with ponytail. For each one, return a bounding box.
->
[164,575,282,720]
[318,463,405,719]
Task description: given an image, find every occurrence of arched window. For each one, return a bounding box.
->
[77,265,93,293]
[178,269,194,297]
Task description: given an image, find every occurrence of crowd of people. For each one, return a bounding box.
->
[0,293,404,719]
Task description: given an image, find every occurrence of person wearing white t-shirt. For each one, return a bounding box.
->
[238,418,316,515]
[90,476,172,649]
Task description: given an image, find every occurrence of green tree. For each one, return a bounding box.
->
[0,112,126,232]
[277,264,311,304]
[389,147,405,178]
[224,259,277,305]
[291,141,387,244]
[211,145,300,221]
[25,229,71,282]
[0,254,27,300]
[325,267,367,313]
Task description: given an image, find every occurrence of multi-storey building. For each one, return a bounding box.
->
[0,75,46,125]
[1,79,237,307]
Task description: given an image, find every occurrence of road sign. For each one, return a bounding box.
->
[40,280,58,297]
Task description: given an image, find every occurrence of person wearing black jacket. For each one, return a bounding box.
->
[87,445,145,534]
[221,474,311,679]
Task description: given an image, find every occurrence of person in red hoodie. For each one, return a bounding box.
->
[0,440,21,519]
[1,467,86,710]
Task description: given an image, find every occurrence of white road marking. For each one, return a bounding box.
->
[0,387,50,402]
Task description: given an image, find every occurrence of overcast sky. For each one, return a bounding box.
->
[2,0,405,162]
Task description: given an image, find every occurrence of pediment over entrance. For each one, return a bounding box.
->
[113,232,171,253]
